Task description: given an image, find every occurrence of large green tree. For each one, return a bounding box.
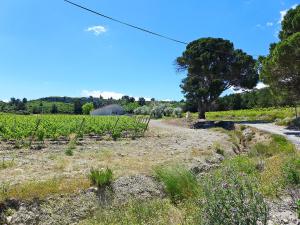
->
[261,5,300,110]
[176,38,258,119]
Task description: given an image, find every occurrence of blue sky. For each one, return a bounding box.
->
[0,0,298,101]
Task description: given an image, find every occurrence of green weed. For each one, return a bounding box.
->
[89,168,113,188]
[154,165,200,203]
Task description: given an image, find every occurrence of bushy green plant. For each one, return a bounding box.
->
[89,168,113,188]
[134,105,151,115]
[65,148,74,156]
[82,102,94,115]
[154,165,200,203]
[202,168,268,225]
[283,156,300,185]
[151,105,166,119]
[173,107,183,118]
[163,107,174,117]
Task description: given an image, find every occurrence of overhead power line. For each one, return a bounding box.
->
[64,0,188,45]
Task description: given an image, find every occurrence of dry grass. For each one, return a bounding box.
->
[190,148,213,157]
[53,158,71,172]
[0,177,90,202]
[260,154,287,197]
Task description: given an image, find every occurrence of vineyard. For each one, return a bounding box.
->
[0,114,149,143]
[206,107,299,122]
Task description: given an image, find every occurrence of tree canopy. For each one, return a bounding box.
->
[177,38,258,118]
[261,5,300,105]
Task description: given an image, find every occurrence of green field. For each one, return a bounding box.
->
[206,107,299,122]
[0,114,147,141]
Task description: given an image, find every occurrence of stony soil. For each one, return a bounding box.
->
[0,120,299,224]
[0,120,233,186]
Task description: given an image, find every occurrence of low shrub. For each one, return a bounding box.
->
[173,107,183,118]
[65,148,74,156]
[202,168,268,225]
[163,107,174,117]
[154,166,200,203]
[151,105,166,119]
[89,168,113,188]
[282,155,300,185]
[134,105,151,115]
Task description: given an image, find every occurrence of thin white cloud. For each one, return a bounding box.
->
[85,25,107,36]
[266,22,274,27]
[279,4,298,23]
[0,99,9,103]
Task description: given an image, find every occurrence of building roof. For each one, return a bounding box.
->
[90,104,125,115]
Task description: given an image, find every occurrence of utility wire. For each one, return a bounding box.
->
[64,0,188,45]
[64,0,263,57]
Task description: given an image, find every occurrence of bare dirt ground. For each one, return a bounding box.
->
[0,120,233,186]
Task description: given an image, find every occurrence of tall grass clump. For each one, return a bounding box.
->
[89,168,113,188]
[202,168,268,225]
[154,166,200,203]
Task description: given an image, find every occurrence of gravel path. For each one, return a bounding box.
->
[242,122,300,149]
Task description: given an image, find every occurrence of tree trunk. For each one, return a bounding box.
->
[295,105,298,118]
[198,103,206,120]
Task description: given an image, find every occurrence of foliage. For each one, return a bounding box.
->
[279,5,300,40]
[154,165,200,203]
[50,104,58,114]
[202,168,268,225]
[283,156,300,185]
[123,102,139,114]
[82,102,94,115]
[163,107,174,117]
[89,168,113,187]
[214,88,293,112]
[0,114,147,142]
[206,106,300,122]
[27,101,74,114]
[65,148,74,156]
[138,97,146,106]
[261,5,300,105]
[176,37,258,118]
[151,105,166,119]
[134,105,151,115]
[173,107,183,118]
